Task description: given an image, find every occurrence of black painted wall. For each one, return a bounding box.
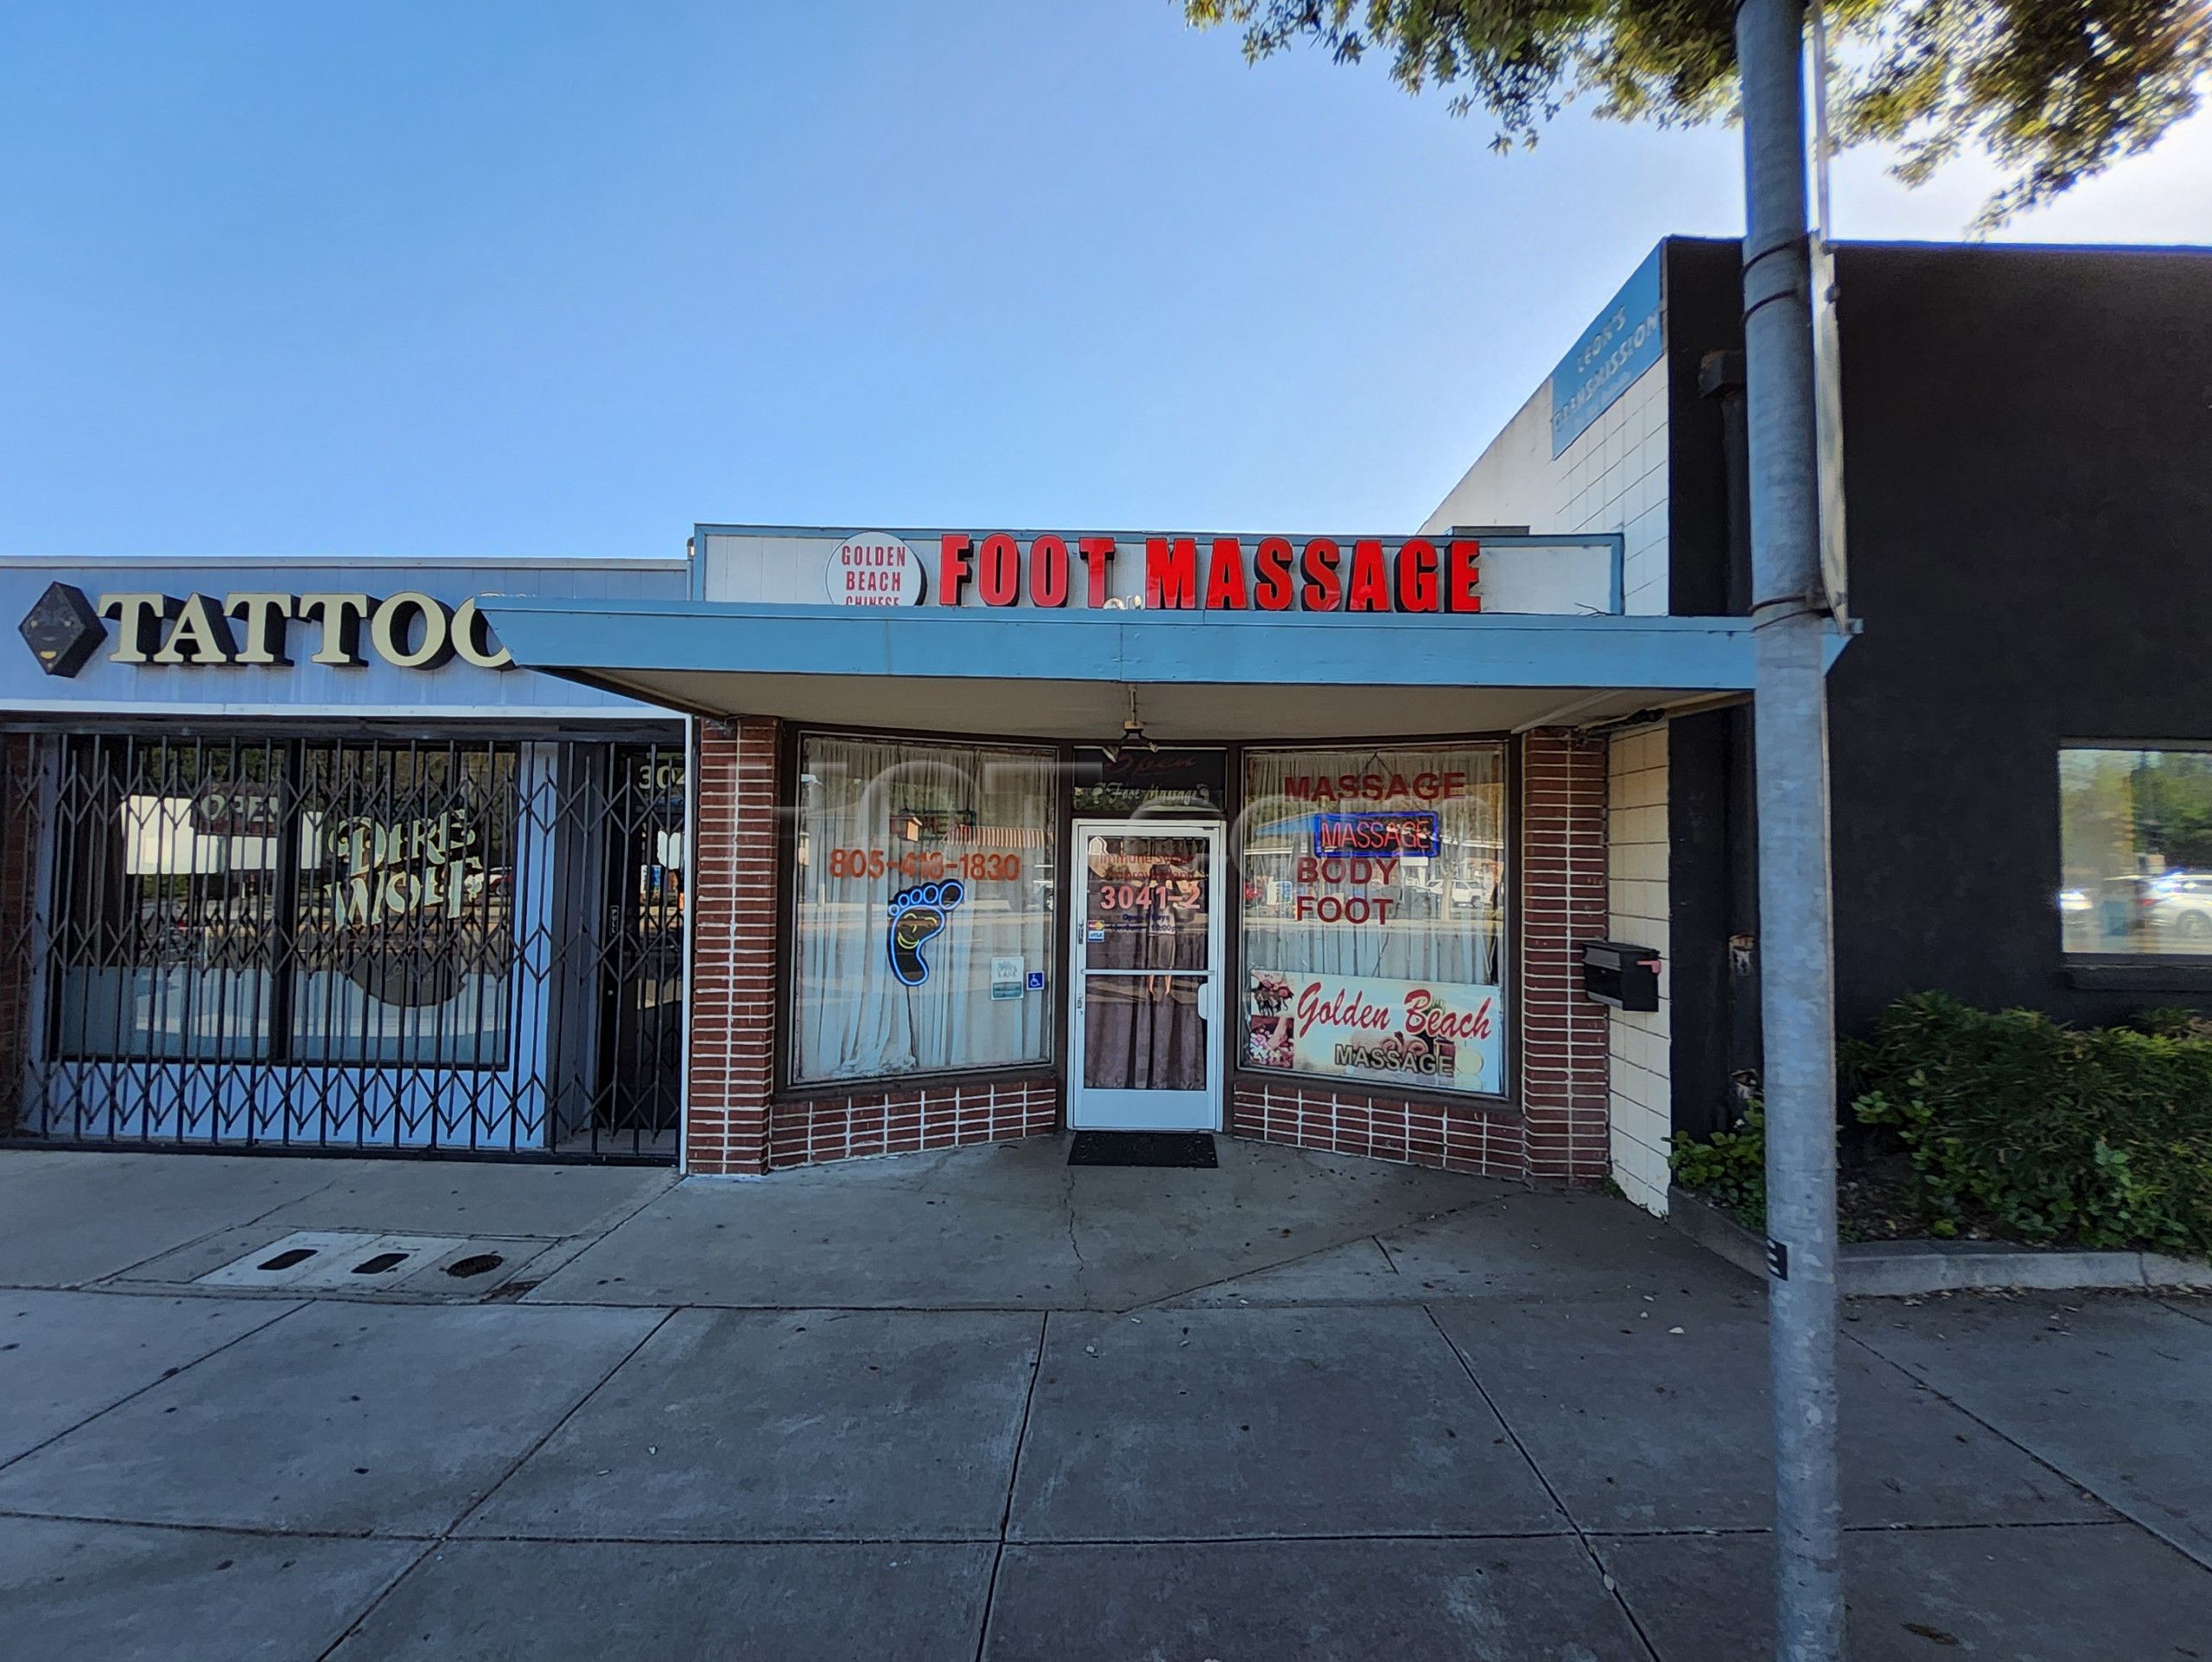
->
[1661,237,2212,1133]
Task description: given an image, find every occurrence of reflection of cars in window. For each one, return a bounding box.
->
[2088,871,2212,947]
[2152,872,2212,942]
[2097,875,2164,942]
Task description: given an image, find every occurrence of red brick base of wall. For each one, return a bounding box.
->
[683,722,1612,1185]
[767,1079,1059,1168]
[1229,1079,1524,1178]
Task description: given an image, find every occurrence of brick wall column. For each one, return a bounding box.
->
[683,717,780,1175]
[1519,728,1612,1181]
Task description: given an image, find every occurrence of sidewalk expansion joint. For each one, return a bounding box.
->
[1423,1301,1664,1662]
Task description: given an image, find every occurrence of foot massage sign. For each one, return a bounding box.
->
[887,881,966,986]
[1246,971,1503,1096]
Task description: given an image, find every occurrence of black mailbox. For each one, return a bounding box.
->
[1581,940,1662,1011]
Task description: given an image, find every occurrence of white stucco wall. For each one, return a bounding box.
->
[1420,360,1670,614]
[1423,343,1677,1213]
[1607,725,1672,1213]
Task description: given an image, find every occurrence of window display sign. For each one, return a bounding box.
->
[886,880,964,985]
[1312,811,1440,858]
[1242,743,1509,1101]
[1247,971,1503,1096]
[1071,747,1225,814]
[1084,838,1207,965]
[791,733,1057,1083]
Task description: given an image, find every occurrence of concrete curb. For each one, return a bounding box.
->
[1666,1185,2212,1297]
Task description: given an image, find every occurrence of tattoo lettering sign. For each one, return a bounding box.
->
[17,582,515,678]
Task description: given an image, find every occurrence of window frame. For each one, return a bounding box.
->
[1228,735,1519,1112]
[776,723,1067,1098]
[2057,739,2212,987]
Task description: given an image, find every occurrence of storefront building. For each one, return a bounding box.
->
[21,238,2169,1200]
[0,557,689,1160]
[484,513,1833,1184]
[476,237,2208,1201]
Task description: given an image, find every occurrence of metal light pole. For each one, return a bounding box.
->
[1734,1,1845,1658]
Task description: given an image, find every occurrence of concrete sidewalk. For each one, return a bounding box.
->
[3,1139,2209,1659]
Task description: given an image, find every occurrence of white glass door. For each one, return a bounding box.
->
[1067,821,1224,1130]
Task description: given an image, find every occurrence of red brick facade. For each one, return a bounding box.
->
[768,1080,1059,1168]
[1516,728,1613,1181]
[682,723,1611,1182]
[1226,1077,1524,1177]
[683,718,779,1175]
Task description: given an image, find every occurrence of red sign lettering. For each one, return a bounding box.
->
[1146,537,1198,609]
[918,534,1481,613]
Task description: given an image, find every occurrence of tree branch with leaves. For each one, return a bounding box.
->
[1184,0,2212,227]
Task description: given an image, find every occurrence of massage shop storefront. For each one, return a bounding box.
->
[483,524,1780,1181]
[0,556,689,1160]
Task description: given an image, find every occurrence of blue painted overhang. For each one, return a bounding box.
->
[478,596,1852,741]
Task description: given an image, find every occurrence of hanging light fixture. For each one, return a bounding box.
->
[1100,684,1158,764]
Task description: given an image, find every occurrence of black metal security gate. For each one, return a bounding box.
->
[0,728,683,1160]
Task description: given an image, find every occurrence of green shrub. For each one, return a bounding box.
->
[1849,993,2212,1255]
[1665,994,2212,1257]
[1669,1103,1765,1231]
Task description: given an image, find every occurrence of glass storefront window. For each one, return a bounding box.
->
[791,733,1058,1083]
[2059,746,2212,956]
[53,738,283,1060]
[1240,745,1509,1098]
[50,736,521,1067]
[289,743,518,1066]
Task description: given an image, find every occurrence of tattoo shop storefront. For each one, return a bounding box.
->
[482,525,1796,1181]
[0,557,689,1160]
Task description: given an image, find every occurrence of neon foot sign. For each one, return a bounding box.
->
[887,881,966,986]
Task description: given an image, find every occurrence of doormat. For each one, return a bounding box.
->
[1069,1131,1218,1168]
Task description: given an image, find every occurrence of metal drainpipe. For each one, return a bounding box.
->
[1734,1,1845,1658]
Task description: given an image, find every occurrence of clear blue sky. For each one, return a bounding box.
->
[5,2,2206,559]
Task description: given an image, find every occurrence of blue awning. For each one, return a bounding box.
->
[477,597,1851,740]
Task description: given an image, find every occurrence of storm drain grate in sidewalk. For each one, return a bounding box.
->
[195,1230,523,1294]
[1068,1131,1219,1168]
